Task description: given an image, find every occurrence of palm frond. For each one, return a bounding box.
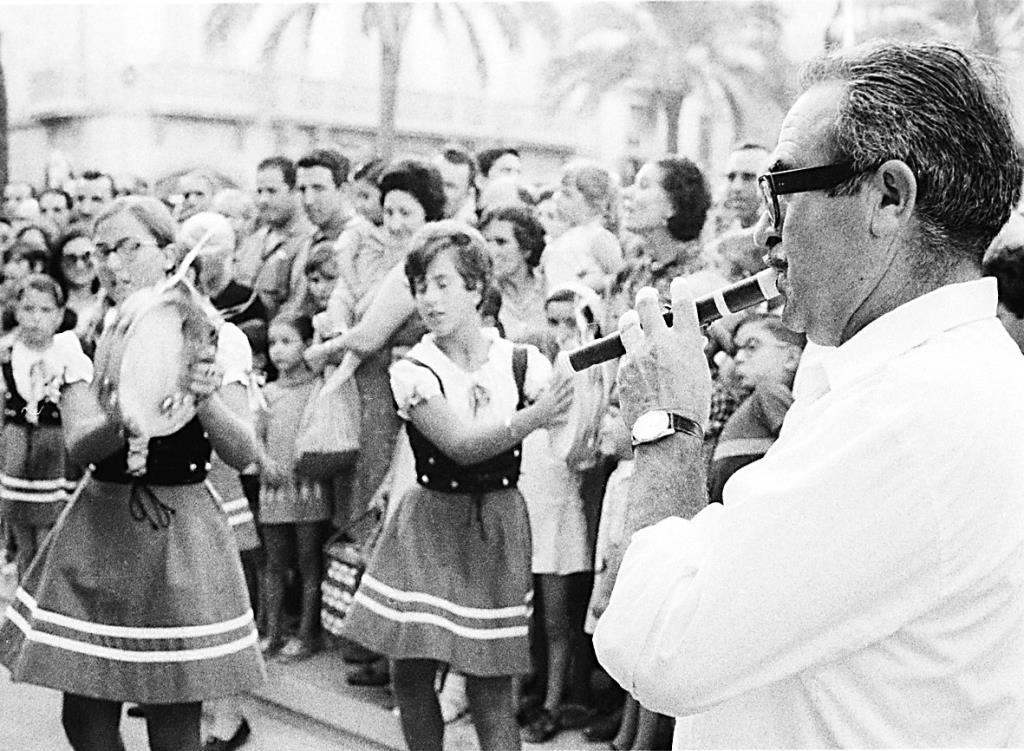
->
[484,3,525,49]
[259,4,317,66]
[203,4,259,52]
[449,4,490,84]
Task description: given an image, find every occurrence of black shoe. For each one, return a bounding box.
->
[522,708,561,744]
[126,704,148,719]
[203,718,251,751]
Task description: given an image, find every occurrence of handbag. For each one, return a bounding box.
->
[295,373,360,479]
[321,507,384,637]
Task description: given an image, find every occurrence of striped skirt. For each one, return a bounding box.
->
[0,423,75,527]
[0,476,265,703]
[342,485,532,677]
[205,455,260,552]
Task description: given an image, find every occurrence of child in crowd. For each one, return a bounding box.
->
[0,274,92,580]
[585,402,670,750]
[518,285,600,744]
[540,160,624,295]
[709,313,805,504]
[1,242,51,332]
[258,313,330,661]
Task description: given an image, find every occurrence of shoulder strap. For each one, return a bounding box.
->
[512,346,527,410]
[402,356,445,396]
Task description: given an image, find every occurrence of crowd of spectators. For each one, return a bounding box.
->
[2,129,1021,751]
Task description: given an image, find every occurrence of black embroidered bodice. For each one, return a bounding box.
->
[2,360,61,426]
[404,346,527,495]
[92,417,212,485]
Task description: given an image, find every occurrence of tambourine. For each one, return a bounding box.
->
[94,231,221,450]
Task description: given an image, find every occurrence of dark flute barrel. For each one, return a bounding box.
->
[567,268,781,372]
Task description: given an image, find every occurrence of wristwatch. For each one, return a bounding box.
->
[631,410,704,448]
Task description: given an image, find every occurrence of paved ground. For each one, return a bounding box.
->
[0,670,379,751]
[1,564,594,750]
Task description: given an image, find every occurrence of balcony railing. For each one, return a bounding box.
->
[24,63,577,147]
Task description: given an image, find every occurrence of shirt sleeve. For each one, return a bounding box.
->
[54,331,93,386]
[593,390,952,719]
[216,322,253,387]
[390,357,444,420]
[522,344,553,403]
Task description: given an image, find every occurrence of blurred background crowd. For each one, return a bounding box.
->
[2,2,1024,750]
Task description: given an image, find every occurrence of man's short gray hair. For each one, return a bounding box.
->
[802,40,1024,264]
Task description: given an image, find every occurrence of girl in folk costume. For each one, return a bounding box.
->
[1,273,92,580]
[0,197,264,751]
[342,222,573,751]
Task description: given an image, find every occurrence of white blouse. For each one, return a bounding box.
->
[390,329,550,425]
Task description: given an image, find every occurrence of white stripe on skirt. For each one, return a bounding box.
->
[353,591,528,641]
[5,607,258,663]
[360,573,529,620]
[14,588,255,639]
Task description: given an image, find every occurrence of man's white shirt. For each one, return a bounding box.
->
[595,278,1024,747]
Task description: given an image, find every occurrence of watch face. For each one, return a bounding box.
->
[633,410,669,442]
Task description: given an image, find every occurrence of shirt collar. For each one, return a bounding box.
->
[813,278,997,395]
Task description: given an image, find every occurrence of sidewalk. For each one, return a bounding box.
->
[255,644,591,750]
[1,568,592,750]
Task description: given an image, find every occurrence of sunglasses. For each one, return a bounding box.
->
[62,252,93,266]
[757,163,862,234]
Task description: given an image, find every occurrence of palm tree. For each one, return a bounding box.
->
[826,0,1023,57]
[204,3,556,162]
[548,2,792,163]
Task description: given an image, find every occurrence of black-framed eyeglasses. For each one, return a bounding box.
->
[758,163,861,234]
[93,237,157,262]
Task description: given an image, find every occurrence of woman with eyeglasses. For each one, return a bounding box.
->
[0,196,265,751]
[48,230,103,341]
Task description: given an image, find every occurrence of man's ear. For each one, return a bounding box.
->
[869,159,917,239]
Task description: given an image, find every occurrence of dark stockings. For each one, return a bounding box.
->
[62,693,201,751]
[261,521,322,646]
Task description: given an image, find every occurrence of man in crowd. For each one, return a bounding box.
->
[475,145,522,194]
[714,142,769,233]
[290,148,352,307]
[595,40,1024,748]
[705,143,771,281]
[434,143,478,224]
[3,181,34,218]
[38,188,73,238]
[296,148,351,244]
[72,170,116,233]
[177,170,215,221]
[235,156,315,317]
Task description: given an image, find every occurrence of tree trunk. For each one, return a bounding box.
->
[973,0,999,57]
[0,32,8,190]
[663,93,684,155]
[377,40,401,163]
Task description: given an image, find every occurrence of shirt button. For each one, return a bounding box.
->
[450,480,459,489]
[189,463,197,471]
[512,449,520,458]
[427,456,435,465]
[420,475,429,483]
[502,477,509,487]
